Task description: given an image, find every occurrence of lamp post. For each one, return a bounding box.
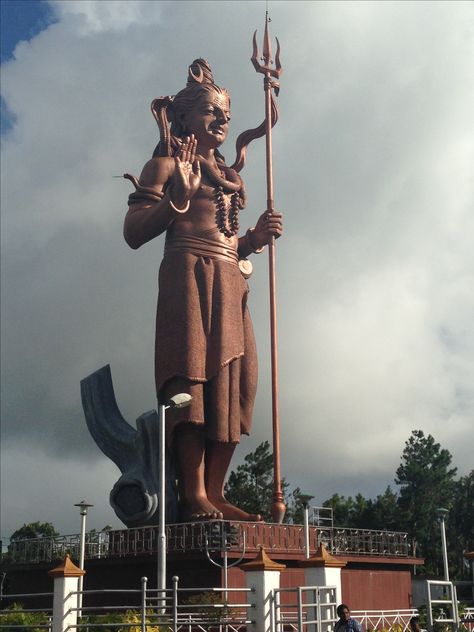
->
[74,500,93,616]
[436,507,449,581]
[303,504,310,559]
[157,393,192,613]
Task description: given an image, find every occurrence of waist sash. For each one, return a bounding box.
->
[165,234,238,265]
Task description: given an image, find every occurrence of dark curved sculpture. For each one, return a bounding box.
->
[80,365,178,527]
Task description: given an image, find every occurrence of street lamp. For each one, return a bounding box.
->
[74,500,93,615]
[303,503,310,559]
[157,393,192,612]
[436,507,449,581]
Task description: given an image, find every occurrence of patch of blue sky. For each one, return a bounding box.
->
[1,0,56,63]
[1,1,57,133]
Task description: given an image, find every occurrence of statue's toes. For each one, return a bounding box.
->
[210,510,223,520]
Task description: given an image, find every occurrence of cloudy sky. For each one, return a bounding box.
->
[1,0,473,543]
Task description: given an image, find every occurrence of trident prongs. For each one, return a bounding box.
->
[251,12,283,79]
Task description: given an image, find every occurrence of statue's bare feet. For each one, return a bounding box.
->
[208,495,263,522]
[180,497,224,522]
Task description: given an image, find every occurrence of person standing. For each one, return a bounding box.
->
[334,604,362,632]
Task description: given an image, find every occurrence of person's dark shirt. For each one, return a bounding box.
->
[335,618,362,632]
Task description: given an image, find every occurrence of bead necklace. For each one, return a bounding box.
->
[213,186,240,238]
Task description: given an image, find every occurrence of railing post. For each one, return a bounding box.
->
[140,576,147,632]
[297,586,305,632]
[319,587,337,632]
[241,546,285,632]
[172,575,179,632]
[48,555,85,632]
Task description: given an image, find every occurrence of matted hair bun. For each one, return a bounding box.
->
[187,58,214,85]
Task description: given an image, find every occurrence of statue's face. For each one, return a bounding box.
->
[183,91,231,149]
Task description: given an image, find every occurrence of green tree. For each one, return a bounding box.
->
[450,470,474,579]
[225,440,275,520]
[371,486,400,531]
[322,494,356,527]
[0,603,50,632]
[323,487,400,530]
[286,488,314,524]
[322,493,371,528]
[395,429,457,574]
[10,521,59,541]
[224,441,312,523]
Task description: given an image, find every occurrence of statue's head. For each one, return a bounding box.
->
[152,59,230,159]
[170,59,230,140]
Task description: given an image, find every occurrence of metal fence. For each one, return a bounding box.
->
[352,609,419,632]
[461,608,474,632]
[0,576,252,632]
[273,585,337,632]
[0,580,431,632]
[5,521,412,565]
[426,580,459,631]
[0,590,53,630]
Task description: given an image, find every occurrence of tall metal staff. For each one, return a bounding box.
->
[251,12,285,523]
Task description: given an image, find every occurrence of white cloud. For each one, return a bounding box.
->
[49,0,164,34]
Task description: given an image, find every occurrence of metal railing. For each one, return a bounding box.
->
[461,608,474,632]
[273,585,337,632]
[0,576,252,632]
[332,527,410,557]
[5,522,412,565]
[0,591,53,630]
[0,581,430,632]
[426,580,459,631]
[352,609,419,632]
[309,507,334,529]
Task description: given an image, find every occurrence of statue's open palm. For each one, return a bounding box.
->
[171,135,201,209]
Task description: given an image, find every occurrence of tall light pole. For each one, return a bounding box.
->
[74,500,93,616]
[436,507,449,581]
[157,393,192,613]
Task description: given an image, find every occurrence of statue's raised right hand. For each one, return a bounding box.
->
[170,135,201,210]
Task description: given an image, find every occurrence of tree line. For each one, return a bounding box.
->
[224,430,473,580]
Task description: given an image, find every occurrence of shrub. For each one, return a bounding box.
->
[0,603,50,632]
[181,592,237,622]
[80,610,167,632]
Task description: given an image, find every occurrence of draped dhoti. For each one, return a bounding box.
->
[155,233,258,444]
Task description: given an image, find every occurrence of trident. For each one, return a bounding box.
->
[252,13,285,524]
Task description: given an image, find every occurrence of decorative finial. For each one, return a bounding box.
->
[251,13,282,80]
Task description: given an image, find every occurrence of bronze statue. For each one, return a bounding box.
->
[123,58,282,522]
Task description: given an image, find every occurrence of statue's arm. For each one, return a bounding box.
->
[237,210,283,258]
[123,157,181,249]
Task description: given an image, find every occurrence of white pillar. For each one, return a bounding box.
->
[303,565,343,604]
[300,544,346,632]
[241,546,286,632]
[49,555,85,632]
